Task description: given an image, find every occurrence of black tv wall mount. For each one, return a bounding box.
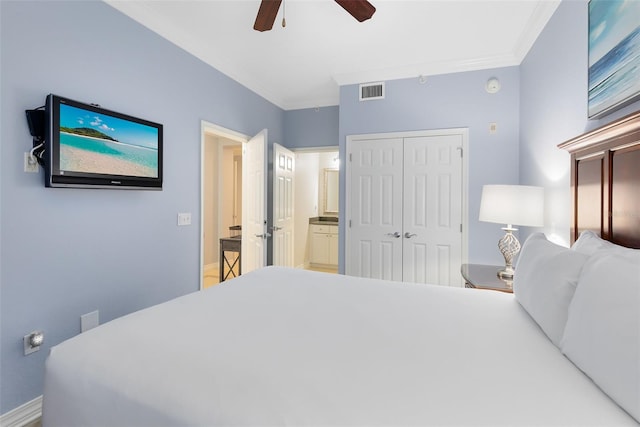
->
[25,107,46,165]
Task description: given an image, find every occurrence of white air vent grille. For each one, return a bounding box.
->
[359,82,385,101]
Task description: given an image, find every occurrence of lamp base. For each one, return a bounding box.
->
[497,226,520,281]
[497,267,514,280]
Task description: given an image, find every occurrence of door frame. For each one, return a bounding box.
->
[200,120,249,290]
[345,128,469,277]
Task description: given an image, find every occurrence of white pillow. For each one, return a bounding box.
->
[572,230,640,262]
[572,230,616,255]
[561,254,640,423]
[513,233,589,347]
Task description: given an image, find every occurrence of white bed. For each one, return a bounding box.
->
[43,114,640,426]
[43,263,637,426]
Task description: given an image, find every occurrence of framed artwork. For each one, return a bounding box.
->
[588,0,640,119]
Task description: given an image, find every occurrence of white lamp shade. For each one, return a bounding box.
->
[479,185,544,227]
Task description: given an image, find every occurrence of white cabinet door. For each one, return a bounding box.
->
[310,225,338,266]
[328,233,339,265]
[311,230,330,265]
[346,131,464,286]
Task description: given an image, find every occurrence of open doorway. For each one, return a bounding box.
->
[293,148,339,274]
[201,122,247,289]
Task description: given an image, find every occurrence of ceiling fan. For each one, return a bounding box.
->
[253,0,376,32]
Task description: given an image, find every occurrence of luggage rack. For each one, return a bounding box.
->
[219,225,241,282]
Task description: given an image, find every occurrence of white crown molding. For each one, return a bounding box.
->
[282,92,341,111]
[512,1,562,61]
[332,1,560,88]
[332,52,521,87]
[0,396,42,427]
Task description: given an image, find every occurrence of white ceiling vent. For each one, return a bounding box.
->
[359,82,385,101]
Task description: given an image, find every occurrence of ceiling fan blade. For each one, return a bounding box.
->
[254,0,282,32]
[334,0,376,22]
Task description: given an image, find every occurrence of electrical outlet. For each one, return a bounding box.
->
[24,331,44,355]
[489,123,498,134]
[24,152,39,173]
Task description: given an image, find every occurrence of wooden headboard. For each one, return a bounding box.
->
[558,110,640,249]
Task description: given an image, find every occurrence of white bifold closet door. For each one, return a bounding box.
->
[347,133,463,286]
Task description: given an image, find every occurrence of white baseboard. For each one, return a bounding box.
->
[0,396,42,427]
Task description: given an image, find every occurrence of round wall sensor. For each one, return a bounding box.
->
[485,78,501,94]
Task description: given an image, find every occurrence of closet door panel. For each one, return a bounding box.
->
[403,135,462,286]
[348,138,403,281]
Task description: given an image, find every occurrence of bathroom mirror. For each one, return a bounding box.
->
[323,168,339,214]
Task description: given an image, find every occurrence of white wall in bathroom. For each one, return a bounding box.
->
[293,152,320,268]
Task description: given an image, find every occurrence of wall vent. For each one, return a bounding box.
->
[359,82,385,101]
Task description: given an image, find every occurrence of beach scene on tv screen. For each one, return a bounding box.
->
[58,103,159,178]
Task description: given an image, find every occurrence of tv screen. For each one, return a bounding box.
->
[45,94,163,189]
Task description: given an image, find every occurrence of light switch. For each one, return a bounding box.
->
[177,213,192,226]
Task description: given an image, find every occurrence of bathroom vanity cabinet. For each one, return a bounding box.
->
[309,223,338,267]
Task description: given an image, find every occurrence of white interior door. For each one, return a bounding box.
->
[346,138,404,281]
[272,143,295,267]
[403,135,463,286]
[346,130,465,286]
[242,129,268,273]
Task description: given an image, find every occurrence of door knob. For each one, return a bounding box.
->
[254,233,272,239]
[404,232,417,239]
[270,226,282,231]
[386,232,401,238]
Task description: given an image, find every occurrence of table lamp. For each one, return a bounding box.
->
[479,185,544,279]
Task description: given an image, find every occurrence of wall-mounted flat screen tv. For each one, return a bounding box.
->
[45,94,163,189]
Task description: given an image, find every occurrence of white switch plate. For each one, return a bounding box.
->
[489,122,498,134]
[177,213,192,226]
[81,310,99,332]
[24,152,39,173]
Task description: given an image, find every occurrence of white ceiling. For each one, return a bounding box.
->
[105,0,560,111]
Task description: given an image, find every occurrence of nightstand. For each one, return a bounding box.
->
[461,264,513,293]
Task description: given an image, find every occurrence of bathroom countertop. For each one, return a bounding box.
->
[309,216,339,226]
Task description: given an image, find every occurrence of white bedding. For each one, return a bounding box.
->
[42,266,637,426]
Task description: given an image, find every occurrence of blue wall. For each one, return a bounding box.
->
[0,0,283,414]
[337,68,522,269]
[284,106,340,148]
[519,0,640,246]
